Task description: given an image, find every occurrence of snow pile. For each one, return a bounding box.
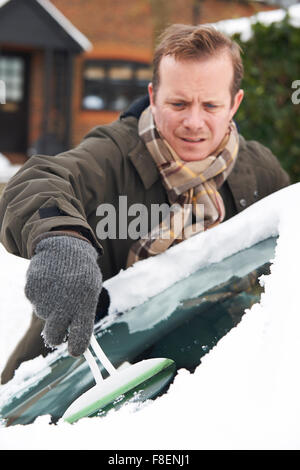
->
[0,184,300,449]
[0,153,21,183]
[105,184,289,314]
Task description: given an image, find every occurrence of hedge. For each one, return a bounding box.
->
[233,14,300,183]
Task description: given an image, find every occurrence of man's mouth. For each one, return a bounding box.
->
[181,137,206,143]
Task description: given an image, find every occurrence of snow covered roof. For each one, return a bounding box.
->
[0,0,92,51]
[212,4,300,41]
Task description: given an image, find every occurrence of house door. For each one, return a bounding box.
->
[0,51,30,153]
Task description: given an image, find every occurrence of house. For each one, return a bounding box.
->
[0,0,278,165]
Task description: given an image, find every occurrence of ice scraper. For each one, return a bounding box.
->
[62,333,176,423]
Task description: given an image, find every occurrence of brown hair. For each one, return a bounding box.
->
[152,24,244,105]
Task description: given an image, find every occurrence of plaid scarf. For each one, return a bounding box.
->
[126,106,239,267]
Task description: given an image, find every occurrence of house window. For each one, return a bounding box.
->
[82,60,152,111]
[0,56,24,102]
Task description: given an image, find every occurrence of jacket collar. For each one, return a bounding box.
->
[123,96,160,190]
[128,138,160,190]
[226,135,257,212]
[126,110,255,205]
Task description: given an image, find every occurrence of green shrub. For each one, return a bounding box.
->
[233,14,300,182]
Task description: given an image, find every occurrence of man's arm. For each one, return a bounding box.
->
[0,132,122,259]
[0,131,122,355]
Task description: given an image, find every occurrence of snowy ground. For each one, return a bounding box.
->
[0,153,21,183]
[0,183,300,450]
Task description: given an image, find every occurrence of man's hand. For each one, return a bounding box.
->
[25,236,102,356]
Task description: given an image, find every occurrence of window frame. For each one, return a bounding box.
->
[81,58,152,112]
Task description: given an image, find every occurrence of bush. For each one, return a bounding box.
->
[233,15,300,183]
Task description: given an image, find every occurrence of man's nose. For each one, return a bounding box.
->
[182,107,205,131]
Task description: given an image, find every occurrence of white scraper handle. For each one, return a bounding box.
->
[83,334,117,385]
[90,334,117,376]
[83,348,104,384]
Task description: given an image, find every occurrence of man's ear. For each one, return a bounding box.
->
[148,82,155,107]
[230,89,244,120]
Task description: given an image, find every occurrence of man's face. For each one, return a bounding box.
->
[148,53,244,161]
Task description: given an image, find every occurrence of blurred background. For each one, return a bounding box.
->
[0,0,299,191]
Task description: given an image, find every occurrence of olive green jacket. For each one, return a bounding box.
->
[0,114,290,281]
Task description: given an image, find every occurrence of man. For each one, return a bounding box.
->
[0,24,289,384]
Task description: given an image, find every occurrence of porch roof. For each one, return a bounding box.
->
[0,0,92,52]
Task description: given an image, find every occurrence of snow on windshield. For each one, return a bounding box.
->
[0,183,300,449]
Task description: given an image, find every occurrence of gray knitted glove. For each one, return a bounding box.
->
[25,236,102,356]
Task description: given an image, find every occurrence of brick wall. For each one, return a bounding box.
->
[4,0,277,161]
[49,0,277,146]
[51,0,276,47]
[28,52,44,148]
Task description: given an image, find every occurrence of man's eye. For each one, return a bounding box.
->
[171,102,185,108]
[205,103,217,109]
